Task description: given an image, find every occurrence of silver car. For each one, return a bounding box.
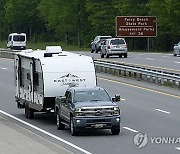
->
[173,42,180,56]
[101,38,128,58]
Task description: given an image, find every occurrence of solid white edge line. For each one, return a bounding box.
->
[155,108,170,114]
[0,109,92,154]
[176,147,180,151]
[120,98,126,101]
[123,127,138,133]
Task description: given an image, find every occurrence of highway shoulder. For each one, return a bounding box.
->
[0,116,74,154]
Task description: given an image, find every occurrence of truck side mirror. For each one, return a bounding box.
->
[61,96,67,103]
[112,95,121,102]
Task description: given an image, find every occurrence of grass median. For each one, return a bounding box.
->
[0,41,90,51]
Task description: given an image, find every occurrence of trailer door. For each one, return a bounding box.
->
[29,62,34,103]
[15,57,20,99]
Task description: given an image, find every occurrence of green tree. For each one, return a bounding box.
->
[148,0,180,50]
[0,0,9,40]
[38,0,89,46]
[86,0,118,38]
[5,0,44,40]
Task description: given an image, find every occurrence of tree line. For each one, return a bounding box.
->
[0,0,179,51]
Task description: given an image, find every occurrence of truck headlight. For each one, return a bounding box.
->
[75,108,84,116]
[113,107,120,115]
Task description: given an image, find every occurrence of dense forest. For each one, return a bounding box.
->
[0,0,179,51]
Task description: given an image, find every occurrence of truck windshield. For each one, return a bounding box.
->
[74,89,111,102]
[13,35,25,41]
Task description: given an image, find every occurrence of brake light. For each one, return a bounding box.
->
[125,44,127,48]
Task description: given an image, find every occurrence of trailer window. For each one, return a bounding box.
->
[34,73,39,86]
[27,73,31,80]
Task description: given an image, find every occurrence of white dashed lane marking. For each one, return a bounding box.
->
[155,108,170,114]
[145,58,154,61]
[121,98,126,101]
[1,68,7,70]
[174,61,180,64]
[175,147,180,151]
[123,127,138,133]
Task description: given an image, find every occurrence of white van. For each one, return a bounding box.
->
[7,33,26,50]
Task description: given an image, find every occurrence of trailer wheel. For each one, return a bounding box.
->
[25,105,34,119]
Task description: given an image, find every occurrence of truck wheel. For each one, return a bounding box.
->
[173,53,177,56]
[95,46,98,53]
[111,127,120,135]
[124,53,127,58]
[25,106,28,118]
[25,105,34,119]
[56,112,65,130]
[119,54,122,58]
[100,52,104,58]
[70,117,78,136]
[91,49,95,53]
[105,52,109,58]
[17,102,21,108]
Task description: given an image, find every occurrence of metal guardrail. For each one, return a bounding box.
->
[0,49,19,59]
[1,49,180,88]
[94,60,180,88]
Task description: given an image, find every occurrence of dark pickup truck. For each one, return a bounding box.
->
[55,86,121,136]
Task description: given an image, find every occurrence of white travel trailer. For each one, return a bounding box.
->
[7,33,26,50]
[14,46,97,119]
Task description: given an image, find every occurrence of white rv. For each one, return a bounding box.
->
[7,33,26,50]
[14,46,97,118]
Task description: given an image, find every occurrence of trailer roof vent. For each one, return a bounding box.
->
[44,46,62,57]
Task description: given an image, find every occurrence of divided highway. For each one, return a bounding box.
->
[0,57,180,154]
[79,52,180,72]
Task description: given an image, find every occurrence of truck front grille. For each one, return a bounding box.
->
[81,106,115,117]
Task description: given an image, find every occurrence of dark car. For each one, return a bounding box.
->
[91,36,112,53]
[55,87,121,136]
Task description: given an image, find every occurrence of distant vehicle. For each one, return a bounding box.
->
[7,33,26,50]
[173,42,180,56]
[55,86,121,136]
[14,46,97,119]
[100,38,128,58]
[91,35,112,53]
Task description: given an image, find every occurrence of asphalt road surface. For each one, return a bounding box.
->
[0,58,180,154]
[75,51,180,72]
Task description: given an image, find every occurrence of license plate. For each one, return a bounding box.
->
[94,124,104,128]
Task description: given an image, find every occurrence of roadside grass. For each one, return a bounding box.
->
[27,41,91,51]
[0,40,172,53]
[0,40,90,51]
[0,40,6,48]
